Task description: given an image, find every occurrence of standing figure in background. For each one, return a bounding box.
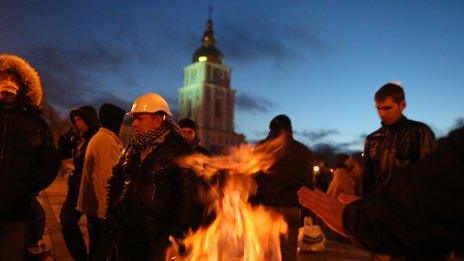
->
[314,162,333,193]
[0,54,60,259]
[177,117,210,155]
[76,103,125,260]
[58,105,99,260]
[326,153,363,199]
[250,114,314,261]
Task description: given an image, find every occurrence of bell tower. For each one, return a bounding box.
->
[177,16,244,154]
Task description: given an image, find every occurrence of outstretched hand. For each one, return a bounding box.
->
[297,187,348,238]
[338,193,360,204]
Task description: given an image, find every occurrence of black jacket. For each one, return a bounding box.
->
[107,128,197,242]
[344,127,464,256]
[363,116,437,195]
[0,107,60,220]
[251,136,314,207]
[58,106,99,208]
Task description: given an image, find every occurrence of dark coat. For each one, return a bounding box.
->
[58,106,99,208]
[251,136,314,207]
[344,127,464,256]
[0,55,60,221]
[363,116,437,195]
[107,128,197,242]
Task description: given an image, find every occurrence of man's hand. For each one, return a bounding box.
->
[297,187,348,237]
[338,193,360,204]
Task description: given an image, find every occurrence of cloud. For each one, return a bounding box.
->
[235,92,275,113]
[21,40,176,113]
[295,129,339,142]
[216,12,331,64]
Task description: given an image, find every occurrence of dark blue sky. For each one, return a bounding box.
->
[1,0,463,150]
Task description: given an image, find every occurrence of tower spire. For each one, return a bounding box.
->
[208,5,213,20]
[191,7,223,64]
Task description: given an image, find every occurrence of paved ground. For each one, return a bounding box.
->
[38,173,371,260]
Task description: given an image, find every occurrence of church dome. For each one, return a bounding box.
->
[192,19,223,64]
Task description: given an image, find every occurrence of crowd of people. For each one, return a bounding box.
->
[1,53,463,261]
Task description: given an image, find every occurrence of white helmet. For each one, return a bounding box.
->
[129,92,173,116]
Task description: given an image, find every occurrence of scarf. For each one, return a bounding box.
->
[132,122,170,152]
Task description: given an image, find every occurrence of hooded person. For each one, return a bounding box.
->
[76,103,125,260]
[0,54,60,260]
[58,105,99,261]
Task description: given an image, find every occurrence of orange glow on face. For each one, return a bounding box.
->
[167,134,289,260]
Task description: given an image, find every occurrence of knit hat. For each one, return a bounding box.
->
[178,118,197,130]
[99,103,125,135]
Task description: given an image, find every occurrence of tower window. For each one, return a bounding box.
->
[215,99,222,118]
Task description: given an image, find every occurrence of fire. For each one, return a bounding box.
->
[167,135,289,260]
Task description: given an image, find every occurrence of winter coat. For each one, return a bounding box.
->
[77,127,123,219]
[0,54,60,221]
[326,167,357,198]
[107,127,197,242]
[251,136,314,207]
[58,106,99,208]
[363,116,437,195]
[343,127,464,257]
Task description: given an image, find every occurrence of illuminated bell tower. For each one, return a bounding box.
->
[178,17,244,154]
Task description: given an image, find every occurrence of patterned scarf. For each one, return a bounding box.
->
[132,122,170,152]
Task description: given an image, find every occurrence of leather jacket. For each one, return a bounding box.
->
[0,106,60,220]
[107,128,197,242]
[363,116,437,195]
[344,127,464,256]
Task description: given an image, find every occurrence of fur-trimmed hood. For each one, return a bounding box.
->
[0,54,43,107]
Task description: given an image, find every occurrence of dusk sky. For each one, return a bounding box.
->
[2,0,463,151]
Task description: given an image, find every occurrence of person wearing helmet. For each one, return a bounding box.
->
[0,54,60,259]
[106,93,198,260]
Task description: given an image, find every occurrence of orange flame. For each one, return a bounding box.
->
[167,134,289,260]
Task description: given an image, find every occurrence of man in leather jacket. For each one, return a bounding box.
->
[363,82,437,196]
[0,54,60,259]
[106,93,197,260]
[298,126,464,258]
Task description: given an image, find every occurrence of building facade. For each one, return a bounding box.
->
[177,18,244,154]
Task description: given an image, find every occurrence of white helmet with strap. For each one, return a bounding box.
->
[129,92,173,116]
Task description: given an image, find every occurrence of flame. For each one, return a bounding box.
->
[167,134,289,260]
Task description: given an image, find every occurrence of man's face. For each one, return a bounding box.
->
[131,113,163,135]
[375,97,406,125]
[0,72,19,105]
[73,116,89,133]
[181,127,195,142]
